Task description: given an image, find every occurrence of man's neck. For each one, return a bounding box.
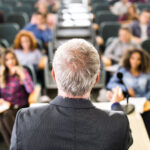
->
[58,90,90,99]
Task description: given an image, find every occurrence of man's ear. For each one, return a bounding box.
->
[52,68,56,83]
[94,72,100,86]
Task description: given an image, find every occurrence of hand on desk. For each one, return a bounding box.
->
[107,87,150,112]
[107,87,124,103]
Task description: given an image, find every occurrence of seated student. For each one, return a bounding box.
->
[130,8,150,43]
[118,4,139,25]
[31,1,57,30]
[10,39,133,150]
[24,12,52,49]
[107,48,150,99]
[102,27,140,67]
[14,30,47,70]
[0,50,34,146]
[36,0,60,12]
[110,0,131,16]
[107,48,150,136]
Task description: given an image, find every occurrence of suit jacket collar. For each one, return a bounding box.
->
[50,96,95,109]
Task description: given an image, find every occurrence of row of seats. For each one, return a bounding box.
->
[90,0,150,51]
[0,4,35,19]
[44,0,106,90]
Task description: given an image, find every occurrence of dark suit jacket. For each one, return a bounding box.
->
[10,96,133,150]
[130,21,150,38]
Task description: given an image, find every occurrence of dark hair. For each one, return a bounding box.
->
[121,49,150,73]
[35,11,47,19]
[119,27,131,33]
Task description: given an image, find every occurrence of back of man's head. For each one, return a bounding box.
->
[52,39,100,97]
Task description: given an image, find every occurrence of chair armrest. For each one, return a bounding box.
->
[28,85,41,104]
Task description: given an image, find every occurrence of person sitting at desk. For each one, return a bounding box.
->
[10,39,133,150]
[118,4,139,25]
[0,50,34,146]
[130,8,150,43]
[107,48,150,137]
[31,1,57,30]
[14,30,47,70]
[102,27,140,67]
[24,12,52,50]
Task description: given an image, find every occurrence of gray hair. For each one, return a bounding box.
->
[52,39,100,96]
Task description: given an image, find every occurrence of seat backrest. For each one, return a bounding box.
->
[95,12,118,25]
[90,0,106,5]
[0,5,13,19]
[19,0,37,9]
[92,4,109,14]
[91,1,108,7]
[141,38,150,54]
[23,65,37,85]
[14,5,33,19]
[0,39,9,48]
[3,1,17,8]
[6,12,29,28]
[0,23,20,45]
[137,3,150,11]
[99,22,120,43]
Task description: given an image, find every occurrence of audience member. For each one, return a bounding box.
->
[107,49,150,136]
[102,27,140,67]
[130,8,150,43]
[31,2,57,30]
[10,39,133,150]
[118,4,139,25]
[14,30,47,70]
[107,49,150,99]
[36,0,60,12]
[24,12,52,49]
[0,50,34,146]
[111,0,131,16]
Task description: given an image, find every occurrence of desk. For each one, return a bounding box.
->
[93,102,150,150]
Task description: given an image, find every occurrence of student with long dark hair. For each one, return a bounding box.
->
[0,50,34,146]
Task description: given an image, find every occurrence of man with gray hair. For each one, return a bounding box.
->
[10,39,132,150]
